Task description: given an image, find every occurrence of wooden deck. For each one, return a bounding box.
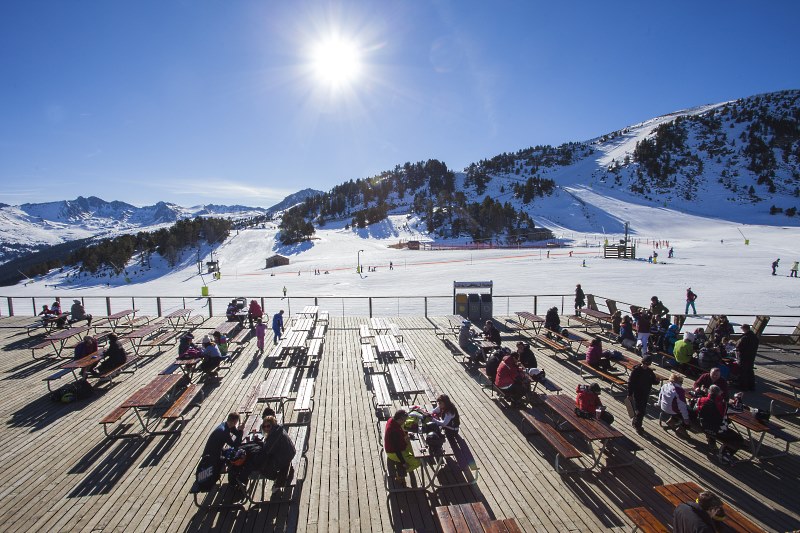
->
[0,314,798,532]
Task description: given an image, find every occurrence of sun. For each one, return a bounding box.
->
[310,37,362,89]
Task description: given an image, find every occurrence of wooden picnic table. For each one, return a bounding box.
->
[164,308,192,329]
[436,315,466,339]
[654,481,766,532]
[38,326,90,358]
[257,366,298,415]
[780,378,800,399]
[435,502,514,533]
[120,373,183,435]
[281,330,309,356]
[543,394,630,471]
[515,311,544,333]
[387,363,426,404]
[371,317,391,334]
[121,322,165,355]
[172,357,204,380]
[410,433,479,493]
[101,309,139,333]
[299,305,319,319]
[375,334,402,357]
[291,318,315,333]
[727,410,794,463]
[213,320,239,336]
[579,308,613,326]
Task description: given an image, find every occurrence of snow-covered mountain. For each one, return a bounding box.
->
[0,194,321,264]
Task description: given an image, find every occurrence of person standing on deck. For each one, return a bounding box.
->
[574,284,585,315]
[272,310,285,344]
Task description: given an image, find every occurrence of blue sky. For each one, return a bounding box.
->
[1,1,799,208]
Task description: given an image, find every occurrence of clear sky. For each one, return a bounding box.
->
[1,1,799,208]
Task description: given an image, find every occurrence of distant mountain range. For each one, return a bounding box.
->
[0,189,322,264]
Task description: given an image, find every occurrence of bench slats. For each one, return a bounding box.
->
[577,360,626,387]
[100,406,129,425]
[370,374,392,407]
[162,384,202,419]
[361,344,377,365]
[523,414,582,460]
[294,377,315,412]
[624,507,669,533]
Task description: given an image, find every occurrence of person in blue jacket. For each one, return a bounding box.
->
[272,310,285,344]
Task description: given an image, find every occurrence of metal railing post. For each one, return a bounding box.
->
[424,297,428,318]
[7,297,13,316]
[32,297,36,315]
[533,296,537,315]
[369,297,373,318]
[106,297,111,316]
[208,298,213,317]
[156,297,162,317]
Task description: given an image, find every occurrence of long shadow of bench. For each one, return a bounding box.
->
[68,437,151,497]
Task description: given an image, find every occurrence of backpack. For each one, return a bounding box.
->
[195,455,220,491]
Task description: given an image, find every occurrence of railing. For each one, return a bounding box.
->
[1,294,572,320]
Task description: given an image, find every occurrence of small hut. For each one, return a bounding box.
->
[265,254,290,269]
[407,240,421,250]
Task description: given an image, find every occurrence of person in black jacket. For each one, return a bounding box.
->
[202,413,243,474]
[515,342,537,369]
[735,324,759,391]
[626,356,660,435]
[232,416,297,494]
[94,334,127,375]
[544,307,561,334]
[486,347,508,385]
[673,491,725,533]
[574,284,585,315]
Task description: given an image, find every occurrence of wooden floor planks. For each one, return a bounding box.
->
[0,315,797,532]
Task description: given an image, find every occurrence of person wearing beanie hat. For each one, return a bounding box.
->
[69,299,93,328]
[673,491,725,531]
[672,332,695,367]
[199,334,223,376]
[735,323,759,391]
[576,382,614,424]
[627,355,659,435]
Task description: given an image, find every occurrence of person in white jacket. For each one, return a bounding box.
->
[659,373,691,439]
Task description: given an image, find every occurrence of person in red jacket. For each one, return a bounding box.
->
[383,410,420,484]
[576,383,614,424]
[247,299,263,329]
[495,351,531,405]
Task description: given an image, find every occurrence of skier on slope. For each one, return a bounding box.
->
[772,258,780,276]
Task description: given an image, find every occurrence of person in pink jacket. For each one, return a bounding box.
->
[255,318,268,354]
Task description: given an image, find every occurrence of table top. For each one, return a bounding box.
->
[165,308,192,318]
[121,374,182,408]
[300,306,319,316]
[544,394,624,441]
[107,309,138,320]
[371,317,391,331]
[283,330,309,349]
[213,321,239,335]
[45,326,89,341]
[654,481,766,533]
[580,308,613,320]
[434,503,490,533]
[388,363,426,395]
[61,351,102,369]
[292,318,315,332]
[516,311,544,323]
[780,378,800,389]
[410,432,454,460]
[123,324,162,339]
[475,340,498,350]
[728,410,782,432]
[375,334,401,355]
[258,367,297,400]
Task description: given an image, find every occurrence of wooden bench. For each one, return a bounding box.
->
[31,339,55,359]
[656,350,703,377]
[238,383,261,414]
[318,311,329,324]
[577,360,626,392]
[435,502,492,533]
[161,384,203,420]
[370,373,392,418]
[361,344,378,368]
[43,368,76,391]
[399,343,415,366]
[144,329,178,349]
[624,507,668,533]
[764,391,800,417]
[520,412,581,474]
[311,324,326,339]
[294,377,315,414]
[359,324,373,343]
[486,519,523,533]
[533,334,571,357]
[306,338,324,359]
[389,323,403,342]
[94,354,140,385]
[99,406,131,436]
[228,327,249,344]
[568,315,596,329]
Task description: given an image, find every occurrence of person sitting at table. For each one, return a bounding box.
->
[713,315,735,343]
[424,394,461,437]
[658,373,691,439]
[495,350,532,405]
[697,385,744,465]
[485,346,506,385]
[693,367,729,400]
[691,327,708,351]
[230,415,297,495]
[178,332,201,359]
[673,490,726,532]
[697,340,722,371]
[68,299,93,328]
[93,334,127,375]
[544,307,561,334]
[202,413,244,481]
[661,323,680,355]
[226,300,239,321]
[481,319,501,346]
[384,409,421,485]
[515,341,537,369]
[575,383,614,424]
[199,335,224,375]
[611,310,622,335]
[38,304,53,319]
[617,315,637,350]
[585,338,612,371]
[247,299,263,329]
[212,331,229,356]
[627,356,659,436]
[458,320,473,351]
[48,300,69,328]
[74,335,98,360]
[669,331,695,369]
